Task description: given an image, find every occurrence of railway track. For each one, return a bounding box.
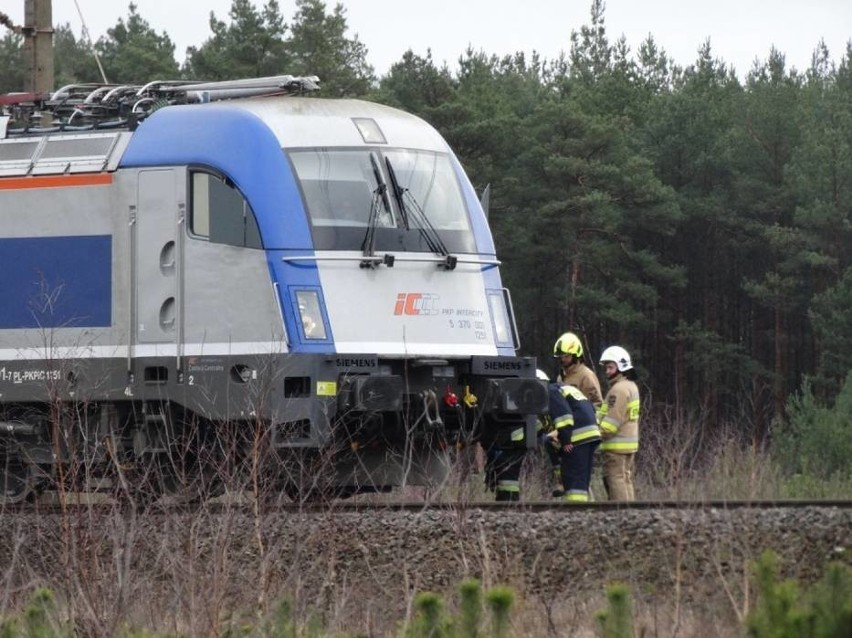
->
[4,496,850,515]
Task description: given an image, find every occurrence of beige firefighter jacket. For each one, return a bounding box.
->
[596,373,640,453]
[557,361,603,408]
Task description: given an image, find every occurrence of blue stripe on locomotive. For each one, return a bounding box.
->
[0,235,112,329]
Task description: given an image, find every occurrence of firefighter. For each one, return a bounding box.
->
[535,369,564,496]
[597,345,640,501]
[549,333,602,495]
[543,380,601,502]
[484,402,529,502]
[484,440,525,502]
[486,369,553,502]
[553,332,603,408]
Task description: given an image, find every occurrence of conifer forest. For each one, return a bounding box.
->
[2,0,851,448]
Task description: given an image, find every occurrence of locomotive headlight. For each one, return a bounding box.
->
[487,290,518,349]
[296,290,327,340]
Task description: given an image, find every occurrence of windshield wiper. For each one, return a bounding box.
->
[385,158,457,270]
[384,157,410,231]
[360,153,395,268]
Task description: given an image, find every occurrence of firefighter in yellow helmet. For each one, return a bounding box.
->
[597,345,640,501]
[553,332,603,408]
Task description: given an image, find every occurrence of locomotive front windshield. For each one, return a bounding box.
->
[289,148,476,253]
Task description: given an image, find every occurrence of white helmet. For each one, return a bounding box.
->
[535,368,550,381]
[599,346,633,372]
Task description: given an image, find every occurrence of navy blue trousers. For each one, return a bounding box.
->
[560,440,599,497]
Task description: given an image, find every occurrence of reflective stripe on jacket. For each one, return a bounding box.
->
[548,383,601,446]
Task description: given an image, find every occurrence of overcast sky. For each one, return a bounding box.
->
[6,0,851,78]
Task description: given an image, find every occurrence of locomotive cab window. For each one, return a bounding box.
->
[190,171,262,249]
[289,148,476,253]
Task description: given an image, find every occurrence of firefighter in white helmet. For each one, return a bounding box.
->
[553,332,603,408]
[597,345,640,501]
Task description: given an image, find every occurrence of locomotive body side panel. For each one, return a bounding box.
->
[181,228,287,353]
[0,175,132,405]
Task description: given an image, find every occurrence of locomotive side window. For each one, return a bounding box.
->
[190,172,262,249]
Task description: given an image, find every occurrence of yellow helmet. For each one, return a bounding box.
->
[553,332,583,358]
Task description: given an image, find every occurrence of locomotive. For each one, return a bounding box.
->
[0,76,546,504]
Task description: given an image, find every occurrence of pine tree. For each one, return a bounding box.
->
[183,0,288,80]
[95,2,179,83]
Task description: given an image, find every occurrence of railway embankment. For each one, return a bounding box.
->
[1,502,848,635]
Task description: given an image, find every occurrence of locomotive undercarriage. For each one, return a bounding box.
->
[0,354,545,505]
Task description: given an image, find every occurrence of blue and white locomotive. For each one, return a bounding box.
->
[0,76,545,503]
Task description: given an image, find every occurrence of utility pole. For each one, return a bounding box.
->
[22,0,54,94]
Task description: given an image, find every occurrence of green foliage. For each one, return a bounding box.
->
[457,578,482,638]
[747,551,809,637]
[484,586,514,638]
[53,23,103,85]
[0,32,24,92]
[0,588,70,638]
[264,598,299,637]
[184,0,288,80]
[1,0,850,447]
[374,50,455,114]
[403,580,515,638]
[286,0,374,97]
[773,372,852,480]
[810,268,852,392]
[0,588,187,638]
[94,2,179,83]
[408,592,449,638]
[746,550,852,638]
[184,0,373,95]
[595,582,634,638]
[809,563,852,638]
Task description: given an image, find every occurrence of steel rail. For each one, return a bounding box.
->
[4,498,850,516]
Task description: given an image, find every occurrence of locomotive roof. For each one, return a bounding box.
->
[1,76,449,178]
[227,97,448,152]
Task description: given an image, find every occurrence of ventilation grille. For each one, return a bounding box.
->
[0,132,131,177]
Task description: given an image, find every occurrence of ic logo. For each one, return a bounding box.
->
[394,293,439,316]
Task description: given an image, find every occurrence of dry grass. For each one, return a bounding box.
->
[1,409,848,637]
